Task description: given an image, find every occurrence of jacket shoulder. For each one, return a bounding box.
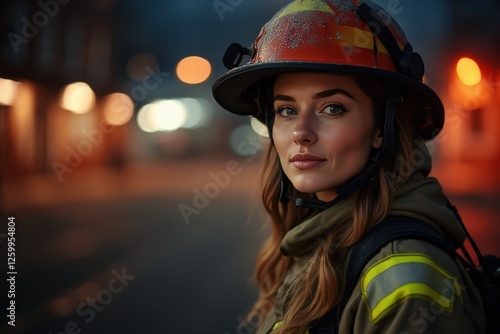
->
[339,238,485,333]
[361,239,463,323]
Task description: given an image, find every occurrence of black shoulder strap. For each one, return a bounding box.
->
[311,216,455,334]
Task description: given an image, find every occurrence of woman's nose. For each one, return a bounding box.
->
[292,115,317,145]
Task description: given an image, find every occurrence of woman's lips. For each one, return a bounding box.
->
[290,153,326,170]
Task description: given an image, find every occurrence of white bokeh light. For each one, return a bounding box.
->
[0,78,21,106]
[153,99,186,131]
[60,82,95,114]
[179,98,211,129]
[136,99,188,133]
[137,104,157,133]
[250,117,269,137]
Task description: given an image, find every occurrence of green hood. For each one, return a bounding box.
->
[281,139,465,257]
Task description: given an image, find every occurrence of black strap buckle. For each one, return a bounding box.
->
[222,43,254,69]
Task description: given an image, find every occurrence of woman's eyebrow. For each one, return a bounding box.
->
[273,88,355,102]
[313,88,355,100]
[273,94,295,102]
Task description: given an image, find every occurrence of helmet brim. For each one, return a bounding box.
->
[212,62,444,140]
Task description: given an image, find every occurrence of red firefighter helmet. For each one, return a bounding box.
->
[212,0,444,139]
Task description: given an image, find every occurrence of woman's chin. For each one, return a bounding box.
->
[291,183,337,200]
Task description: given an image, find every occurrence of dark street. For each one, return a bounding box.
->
[2,160,266,334]
[2,158,499,333]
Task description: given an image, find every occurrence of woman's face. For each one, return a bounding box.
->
[272,72,382,202]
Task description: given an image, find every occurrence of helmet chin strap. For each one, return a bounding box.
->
[277,89,403,211]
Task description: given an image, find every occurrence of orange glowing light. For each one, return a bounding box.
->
[176,56,211,84]
[456,57,481,86]
[103,93,134,126]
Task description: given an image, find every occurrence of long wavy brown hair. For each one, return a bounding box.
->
[247,76,420,334]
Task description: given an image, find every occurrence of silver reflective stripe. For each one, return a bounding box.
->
[364,262,454,311]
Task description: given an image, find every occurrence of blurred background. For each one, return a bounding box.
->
[0,0,499,333]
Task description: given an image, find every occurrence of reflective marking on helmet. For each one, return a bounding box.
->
[335,25,397,56]
[276,0,335,20]
[361,253,463,323]
[272,321,310,333]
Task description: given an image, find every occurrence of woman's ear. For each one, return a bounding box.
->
[372,128,383,149]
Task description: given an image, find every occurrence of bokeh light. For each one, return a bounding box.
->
[153,99,186,131]
[102,93,134,126]
[250,117,269,137]
[60,82,96,114]
[137,99,187,132]
[0,77,21,106]
[456,57,481,86]
[137,98,212,133]
[176,56,211,84]
[137,104,157,133]
[179,97,212,129]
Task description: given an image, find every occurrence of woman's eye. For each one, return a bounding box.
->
[274,107,296,117]
[322,103,347,115]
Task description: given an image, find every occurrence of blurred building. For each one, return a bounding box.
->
[1,0,122,181]
[430,0,500,194]
[0,0,268,187]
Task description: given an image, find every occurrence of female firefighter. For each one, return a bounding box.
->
[212,1,485,333]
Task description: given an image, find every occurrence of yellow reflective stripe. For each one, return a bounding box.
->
[362,254,452,285]
[335,26,391,55]
[272,321,282,330]
[372,282,452,321]
[276,0,335,20]
[271,321,310,334]
[361,253,462,323]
